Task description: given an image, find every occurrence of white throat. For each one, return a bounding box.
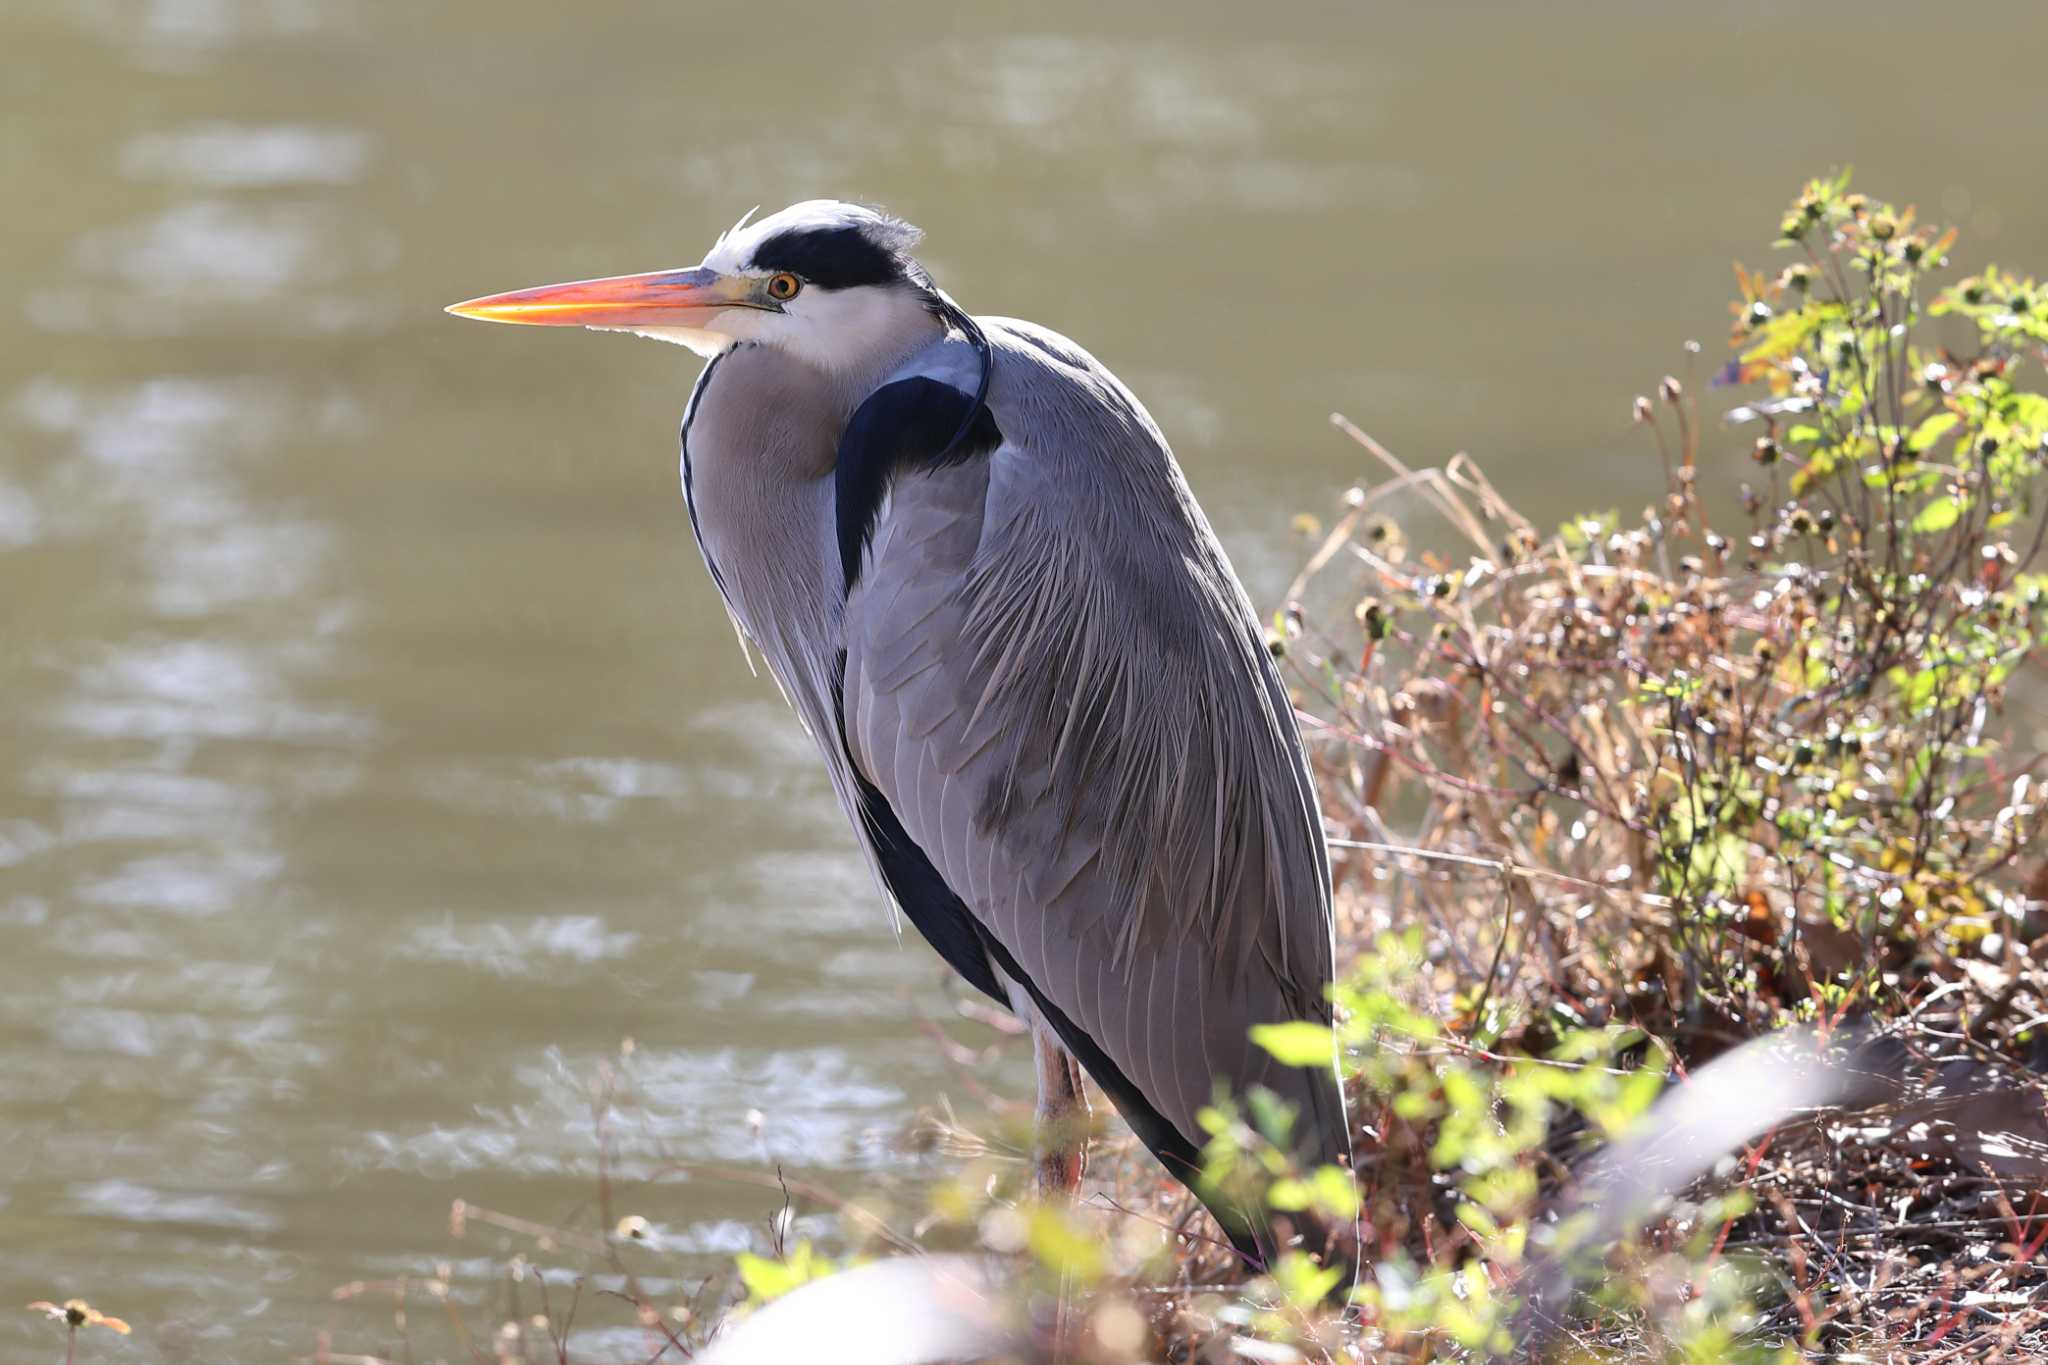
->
[608,323,735,358]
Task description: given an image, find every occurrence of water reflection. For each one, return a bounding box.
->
[121,123,373,188]
[73,0,342,62]
[32,202,394,335]
[70,1179,284,1236]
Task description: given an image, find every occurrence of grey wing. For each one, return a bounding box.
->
[839,322,1349,1180]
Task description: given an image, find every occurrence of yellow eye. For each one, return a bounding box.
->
[765,272,801,301]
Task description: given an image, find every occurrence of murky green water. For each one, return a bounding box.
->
[4,1,2045,1357]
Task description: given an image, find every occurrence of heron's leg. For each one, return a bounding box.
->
[1032,1023,1089,1197]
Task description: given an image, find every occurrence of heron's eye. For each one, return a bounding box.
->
[765,272,802,302]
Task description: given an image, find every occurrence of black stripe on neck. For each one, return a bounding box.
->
[834,377,1001,593]
[680,346,735,602]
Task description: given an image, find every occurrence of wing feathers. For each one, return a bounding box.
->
[838,324,1350,1205]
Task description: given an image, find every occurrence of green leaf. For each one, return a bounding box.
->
[2008,392,2048,430]
[1267,1177,1312,1212]
[1907,411,1959,452]
[735,1241,835,1303]
[1251,1020,1336,1068]
[1026,1208,1105,1281]
[1311,1163,1364,1219]
[1270,1250,1343,1309]
[1911,496,1962,534]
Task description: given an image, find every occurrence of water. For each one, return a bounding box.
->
[4,1,2045,1357]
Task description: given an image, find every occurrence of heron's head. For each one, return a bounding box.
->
[447,201,945,373]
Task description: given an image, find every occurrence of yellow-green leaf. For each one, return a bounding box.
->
[735,1240,835,1303]
[1911,496,1962,534]
[1250,1021,1336,1068]
[1026,1207,1104,1282]
[1907,411,1958,452]
[1270,1250,1343,1308]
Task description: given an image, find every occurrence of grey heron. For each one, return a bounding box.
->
[448,201,1351,1265]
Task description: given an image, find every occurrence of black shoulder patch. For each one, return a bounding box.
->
[835,377,1002,592]
[750,225,907,290]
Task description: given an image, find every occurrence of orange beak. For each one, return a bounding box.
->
[445,266,762,329]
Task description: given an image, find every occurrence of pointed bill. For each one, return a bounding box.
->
[446,266,761,328]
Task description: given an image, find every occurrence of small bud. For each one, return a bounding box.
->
[1752,437,1779,465]
[1659,376,1683,404]
[1870,212,1897,241]
[1359,599,1390,640]
[1632,395,1653,424]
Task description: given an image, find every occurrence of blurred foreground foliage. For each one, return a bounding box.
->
[305,176,2048,1364]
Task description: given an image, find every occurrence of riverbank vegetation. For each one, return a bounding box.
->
[277,175,2048,1364]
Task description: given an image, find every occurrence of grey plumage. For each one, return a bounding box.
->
[838,321,1343,1153]
[450,200,1351,1261]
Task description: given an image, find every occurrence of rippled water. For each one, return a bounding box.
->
[4,2,2046,1358]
